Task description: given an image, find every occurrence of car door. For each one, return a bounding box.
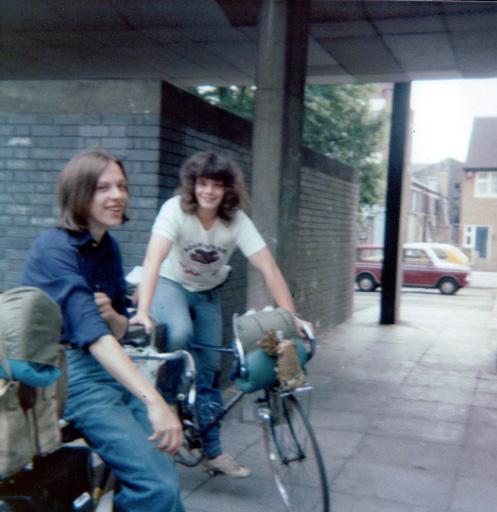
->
[402,248,438,286]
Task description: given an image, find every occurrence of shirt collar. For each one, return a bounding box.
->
[63,228,111,249]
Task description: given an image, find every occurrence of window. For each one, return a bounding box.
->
[428,178,439,192]
[475,172,497,197]
[403,249,429,263]
[433,248,448,260]
[463,225,474,248]
[356,247,383,262]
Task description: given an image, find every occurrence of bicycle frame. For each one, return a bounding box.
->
[196,388,245,438]
[129,348,197,407]
[172,318,318,441]
[127,312,329,511]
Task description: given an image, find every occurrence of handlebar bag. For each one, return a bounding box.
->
[233,308,309,393]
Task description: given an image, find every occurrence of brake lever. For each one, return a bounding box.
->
[301,323,318,360]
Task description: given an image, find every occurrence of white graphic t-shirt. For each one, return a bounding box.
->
[152,196,267,292]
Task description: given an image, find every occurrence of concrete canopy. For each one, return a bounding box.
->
[2,0,497,86]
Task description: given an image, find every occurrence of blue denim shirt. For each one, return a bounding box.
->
[22,228,128,350]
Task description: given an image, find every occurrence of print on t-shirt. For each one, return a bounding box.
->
[181,242,228,276]
[190,249,219,265]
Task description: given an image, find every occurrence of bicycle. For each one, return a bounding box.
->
[127,307,330,512]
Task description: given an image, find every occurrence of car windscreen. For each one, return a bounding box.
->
[403,249,429,262]
[357,248,383,262]
[432,248,448,260]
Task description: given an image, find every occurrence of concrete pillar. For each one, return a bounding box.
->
[380,82,412,324]
[248,0,310,309]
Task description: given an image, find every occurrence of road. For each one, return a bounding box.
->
[353,285,497,317]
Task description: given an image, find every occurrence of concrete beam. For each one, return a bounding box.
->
[248,0,311,309]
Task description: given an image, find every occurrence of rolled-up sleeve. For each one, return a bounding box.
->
[22,233,111,351]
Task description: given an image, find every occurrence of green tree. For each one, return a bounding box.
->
[188,83,389,208]
[189,85,256,121]
[303,84,389,207]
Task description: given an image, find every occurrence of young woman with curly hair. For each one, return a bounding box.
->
[130,150,311,478]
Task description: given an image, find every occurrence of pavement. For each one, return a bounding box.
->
[98,272,497,512]
[469,271,497,289]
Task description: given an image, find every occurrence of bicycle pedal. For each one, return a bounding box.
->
[257,406,271,421]
[73,492,94,511]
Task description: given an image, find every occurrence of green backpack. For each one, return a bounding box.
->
[0,287,65,479]
[233,308,310,393]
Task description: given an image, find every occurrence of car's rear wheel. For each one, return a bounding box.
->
[357,274,377,292]
[438,277,459,295]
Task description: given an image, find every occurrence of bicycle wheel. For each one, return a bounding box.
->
[261,392,329,512]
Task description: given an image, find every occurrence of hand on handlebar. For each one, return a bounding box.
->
[147,401,184,455]
[294,316,314,338]
[129,310,155,335]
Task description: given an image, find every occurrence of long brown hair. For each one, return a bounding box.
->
[58,148,129,232]
[176,151,249,222]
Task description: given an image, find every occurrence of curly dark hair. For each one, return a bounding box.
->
[176,151,249,222]
[58,148,129,232]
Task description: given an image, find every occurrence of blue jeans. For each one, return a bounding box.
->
[63,349,185,512]
[151,277,223,459]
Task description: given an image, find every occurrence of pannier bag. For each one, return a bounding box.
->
[0,287,64,480]
[234,307,309,393]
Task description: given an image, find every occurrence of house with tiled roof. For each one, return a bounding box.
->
[460,118,497,270]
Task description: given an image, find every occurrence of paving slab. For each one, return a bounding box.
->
[97,286,497,512]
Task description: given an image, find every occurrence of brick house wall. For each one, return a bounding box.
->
[460,118,497,270]
[0,80,358,345]
[460,170,497,270]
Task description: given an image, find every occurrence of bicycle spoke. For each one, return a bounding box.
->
[262,393,329,512]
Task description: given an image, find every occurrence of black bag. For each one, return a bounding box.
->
[0,446,94,512]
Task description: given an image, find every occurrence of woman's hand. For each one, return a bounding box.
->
[294,316,314,338]
[146,400,184,454]
[129,309,155,334]
[249,248,313,338]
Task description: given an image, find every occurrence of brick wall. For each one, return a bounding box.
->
[460,171,497,271]
[156,83,254,346]
[0,111,164,289]
[0,80,359,344]
[296,148,359,330]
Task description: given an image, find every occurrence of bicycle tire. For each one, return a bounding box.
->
[262,392,329,512]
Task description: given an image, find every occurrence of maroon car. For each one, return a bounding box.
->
[355,243,471,295]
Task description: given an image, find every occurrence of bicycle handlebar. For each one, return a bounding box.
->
[130,348,195,370]
[301,323,318,361]
[125,311,317,396]
[128,348,197,406]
